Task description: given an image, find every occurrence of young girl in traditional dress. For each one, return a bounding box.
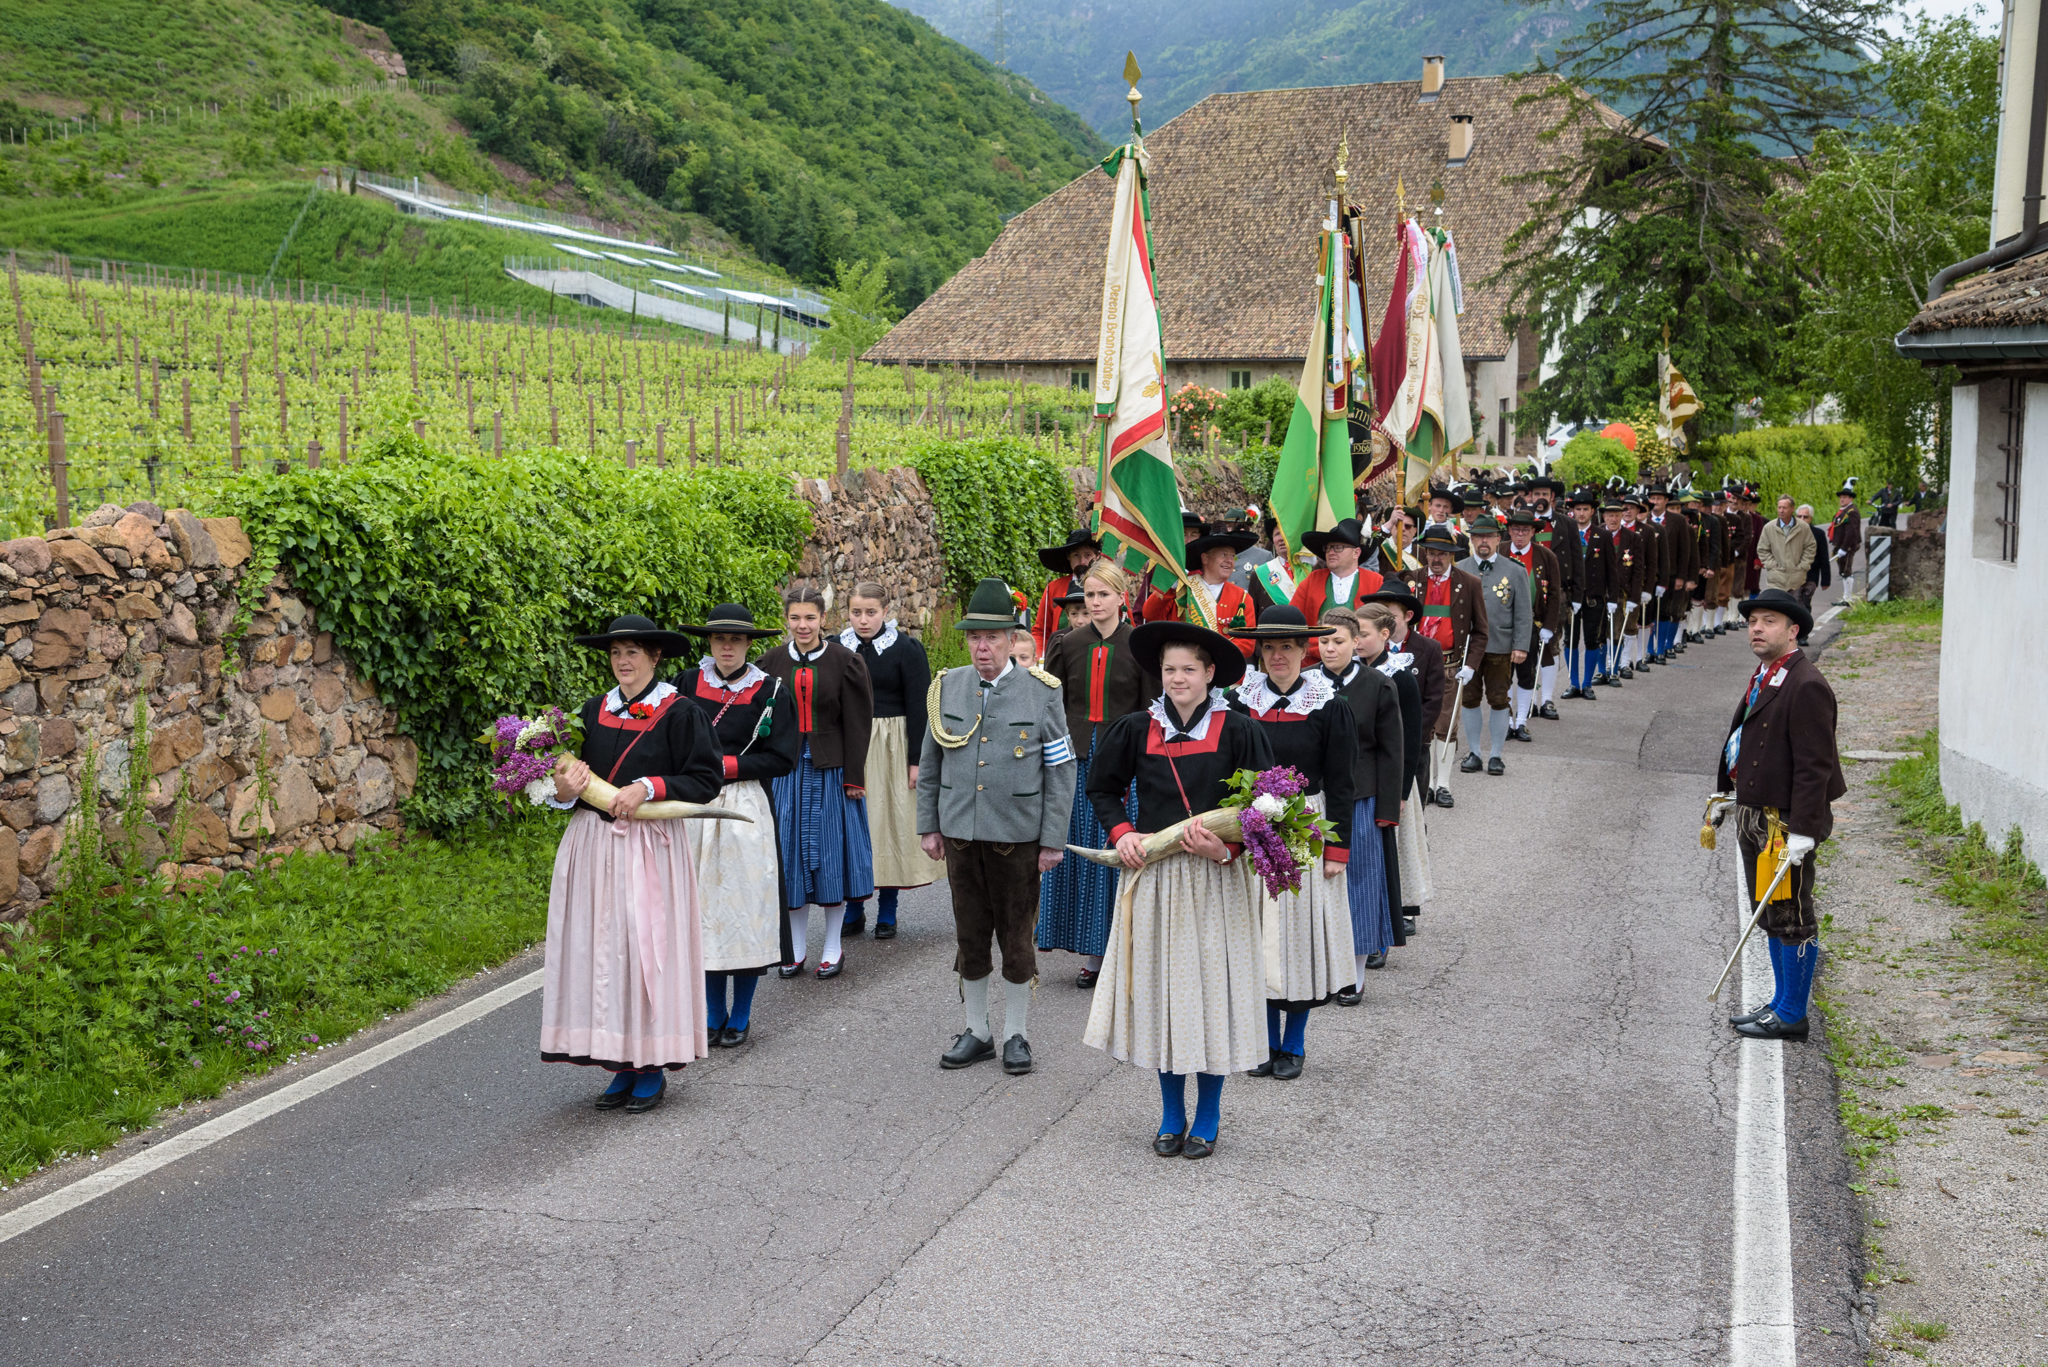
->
[1227,605,1356,1078]
[1082,622,1274,1160]
[544,616,723,1113]
[1037,561,1157,988]
[838,583,932,941]
[1358,594,1433,940]
[677,604,799,1047]
[1317,608,1405,993]
[762,586,875,978]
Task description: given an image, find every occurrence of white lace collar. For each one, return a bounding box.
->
[1234,668,1335,717]
[603,679,677,715]
[1375,650,1413,678]
[787,640,828,663]
[1149,687,1232,741]
[839,618,899,654]
[697,658,766,693]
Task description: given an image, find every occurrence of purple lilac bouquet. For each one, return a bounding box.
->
[484,707,583,807]
[1221,765,1341,899]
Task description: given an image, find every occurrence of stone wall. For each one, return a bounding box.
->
[1884,510,1947,601]
[790,467,950,627]
[0,503,416,915]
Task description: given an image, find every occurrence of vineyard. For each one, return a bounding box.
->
[0,251,1112,538]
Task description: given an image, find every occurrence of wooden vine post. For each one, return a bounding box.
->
[46,411,70,529]
[835,350,856,480]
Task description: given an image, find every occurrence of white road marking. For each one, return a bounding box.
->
[0,970,544,1247]
[1729,860,1798,1366]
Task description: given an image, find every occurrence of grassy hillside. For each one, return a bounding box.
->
[892,0,1582,137]
[330,0,1105,306]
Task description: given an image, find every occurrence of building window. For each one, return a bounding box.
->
[1069,369,1092,391]
[1975,379,2025,563]
[1228,369,1253,390]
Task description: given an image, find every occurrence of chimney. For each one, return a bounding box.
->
[1449,114,1474,165]
[1421,55,1445,101]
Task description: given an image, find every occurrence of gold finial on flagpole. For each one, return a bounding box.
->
[1124,52,1143,136]
[1394,175,1408,225]
[1334,134,1349,191]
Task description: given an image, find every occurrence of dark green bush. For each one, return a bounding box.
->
[910,435,1076,598]
[1552,432,1637,487]
[1695,424,1879,512]
[1217,377,1296,448]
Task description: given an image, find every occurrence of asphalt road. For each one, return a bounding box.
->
[0,599,1868,1366]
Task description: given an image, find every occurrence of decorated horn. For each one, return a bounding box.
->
[577,775,753,823]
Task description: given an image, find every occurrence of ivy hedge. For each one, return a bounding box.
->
[910,436,1077,599]
[1553,432,1638,488]
[211,430,811,829]
[1695,423,1878,514]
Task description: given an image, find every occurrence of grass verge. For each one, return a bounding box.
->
[0,743,558,1187]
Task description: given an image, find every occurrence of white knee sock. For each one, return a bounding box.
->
[1002,977,1032,1041]
[821,907,845,966]
[1084,953,1103,972]
[1512,684,1531,725]
[1355,952,1372,988]
[963,974,991,1040]
[1539,663,1557,703]
[787,905,811,962]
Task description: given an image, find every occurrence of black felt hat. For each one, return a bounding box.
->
[1184,525,1258,570]
[1427,485,1465,512]
[1301,517,1368,557]
[1360,585,1423,620]
[1130,619,1247,687]
[1567,485,1600,507]
[676,603,783,640]
[1037,528,1102,574]
[1414,524,1463,554]
[574,614,694,657]
[1226,603,1334,641]
[1738,588,1813,634]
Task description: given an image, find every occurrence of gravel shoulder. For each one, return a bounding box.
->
[1813,610,2048,1366]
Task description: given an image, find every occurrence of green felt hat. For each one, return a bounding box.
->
[956,577,1021,632]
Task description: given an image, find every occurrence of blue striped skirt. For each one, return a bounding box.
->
[1347,797,1395,954]
[1035,737,1137,957]
[771,743,876,910]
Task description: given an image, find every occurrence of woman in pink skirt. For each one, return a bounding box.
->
[544,615,723,1112]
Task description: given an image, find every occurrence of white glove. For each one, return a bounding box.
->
[1456,665,1475,686]
[1571,601,1583,615]
[1606,600,1619,611]
[1783,834,1816,865]
[1539,628,1554,645]
[1640,592,1652,606]
[1655,585,1665,598]
[1707,791,1734,827]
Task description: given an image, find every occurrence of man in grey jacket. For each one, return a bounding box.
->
[1456,515,1533,776]
[918,577,1077,1076]
[1756,495,1817,592]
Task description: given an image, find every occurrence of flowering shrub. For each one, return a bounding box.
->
[486,708,582,808]
[1170,383,1226,431]
[1221,765,1340,899]
[172,944,286,1055]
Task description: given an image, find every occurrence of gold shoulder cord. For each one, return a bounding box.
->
[1027,665,1062,689]
[927,668,982,749]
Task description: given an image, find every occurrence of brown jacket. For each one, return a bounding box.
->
[761,640,874,788]
[1403,567,1489,673]
[1714,650,1845,841]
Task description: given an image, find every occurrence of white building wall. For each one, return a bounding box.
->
[1938,381,2048,866]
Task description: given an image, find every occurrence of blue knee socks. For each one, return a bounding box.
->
[602,1069,634,1096]
[705,971,730,1031]
[877,886,899,925]
[728,973,759,1031]
[1779,940,1816,1023]
[1190,1073,1225,1142]
[1281,1009,1308,1056]
[1592,644,1606,679]
[1568,648,1582,690]
[843,900,866,928]
[1265,1003,1283,1051]
[1158,1071,1188,1137]
[630,1068,665,1098]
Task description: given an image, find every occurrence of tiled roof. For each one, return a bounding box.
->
[868,74,1608,368]
[1904,249,2048,334]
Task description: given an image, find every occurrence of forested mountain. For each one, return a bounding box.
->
[889,0,1584,137]
[328,0,1106,305]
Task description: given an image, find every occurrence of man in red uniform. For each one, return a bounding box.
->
[1291,517,1384,666]
[1142,523,1258,657]
[1030,529,1101,660]
[1402,525,1488,808]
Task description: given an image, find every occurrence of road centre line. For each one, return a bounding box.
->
[1728,858,1798,1367]
[0,970,545,1247]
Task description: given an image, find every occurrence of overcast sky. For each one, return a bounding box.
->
[1885,0,1997,35]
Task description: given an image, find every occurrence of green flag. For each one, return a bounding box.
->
[1269,228,1356,562]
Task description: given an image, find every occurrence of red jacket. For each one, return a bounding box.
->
[1290,565,1384,664]
[1142,580,1258,658]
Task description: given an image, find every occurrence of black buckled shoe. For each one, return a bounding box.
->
[873,920,898,941]
[1733,1008,1810,1040]
[1581,685,1598,700]
[842,910,867,937]
[1727,1003,1772,1027]
[1182,1135,1216,1160]
[1154,1130,1187,1157]
[1486,757,1505,776]
[1434,787,1455,808]
[1249,1049,1276,1077]
[1562,686,1583,700]
[1076,967,1099,990]
[1271,1051,1303,1080]
[1618,666,1634,680]
[1459,753,1484,773]
[1001,1034,1033,1075]
[719,1025,749,1048]
[1537,702,1560,720]
[1509,724,1534,743]
[1364,951,1387,969]
[1334,984,1363,1006]
[940,1031,996,1069]
[1402,915,1418,937]
[624,1074,667,1113]
[594,1075,634,1110]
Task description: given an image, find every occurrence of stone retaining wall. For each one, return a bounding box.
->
[0,503,414,914]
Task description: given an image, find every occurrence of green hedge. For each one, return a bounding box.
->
[1695,424,1878,513]
[910,436,1076,599]
[210,430,811,829]
[1553,432,1637,488]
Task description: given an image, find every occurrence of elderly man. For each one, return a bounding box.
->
[1756,495,1815,592]
[918,577,1077,1075]
[1710,587,1845,1040]
[1454,515,1531,777]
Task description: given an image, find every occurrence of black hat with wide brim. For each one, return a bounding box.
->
[1414,524,1463,554]
[1567,485,1600,507]
[1227,603,1334,642]
[1300,517,1368,557]
[1036,528,1103,573]
[1129,620,1247,687]
[1184,527,1258,570]
[1360,586,1424,620]
[677,603,783,640]
[1738,588,1813,634]
[956,576,1024,632]
[574,614,694,657]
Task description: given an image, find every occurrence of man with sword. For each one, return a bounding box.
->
[1705,587,1846,1040]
